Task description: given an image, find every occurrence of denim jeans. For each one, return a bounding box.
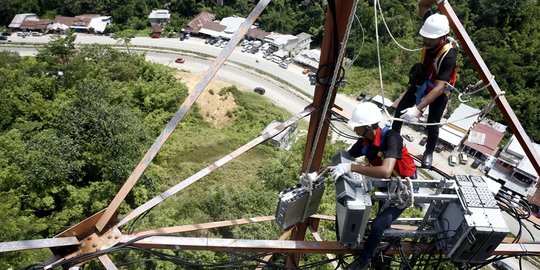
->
[358,205,405,261]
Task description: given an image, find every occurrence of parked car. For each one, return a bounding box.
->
[448,155,458,167]
[175,57,185,63]
[254,87,265,95]
[419,136,428,146]
[435,143,446,153]
[402,134,414,142]
[1,32,11,36]
[150,33,160,38]
[0,36,7,41]
[471,159,481,169]
[279,62,288,69]
[303,68,311,74]
[458,153,468,164]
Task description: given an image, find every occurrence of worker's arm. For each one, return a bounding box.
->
[418,0,438,17]
[416,80,446,111]
[350,158,396,179]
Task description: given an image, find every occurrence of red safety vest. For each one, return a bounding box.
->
[363,128,417,178]
[420,40,457,94]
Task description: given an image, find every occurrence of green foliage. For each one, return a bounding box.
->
[112,29,137,53]
[0,43,198,266]
[37,31,77,66]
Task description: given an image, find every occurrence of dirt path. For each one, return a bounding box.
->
[174,71,245,128]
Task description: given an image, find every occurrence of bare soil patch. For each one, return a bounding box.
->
[174,71,238,128]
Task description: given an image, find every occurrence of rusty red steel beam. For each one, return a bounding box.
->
[309,225,339,269]
[293,0,357,267]
[134,214,335,237]
[0,237,79,253]
[134,215,276,236]
[438,3,540,184]
[256,229,292,270]
[117,107,315,227]
[98,255,119,270]
[95,0,272,232]
[120,236,540,256]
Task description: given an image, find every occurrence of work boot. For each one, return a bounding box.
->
[421,151,433,168]
[345,257,370,270]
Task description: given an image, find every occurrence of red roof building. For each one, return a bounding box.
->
[185,12,215,34]
[20,19,53,31]
[461,121,506,160]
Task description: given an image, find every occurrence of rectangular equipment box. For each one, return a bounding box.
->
[275,178,325,231]
[332,151,372,247]
[435,175,510,264]
[335,177,372,247]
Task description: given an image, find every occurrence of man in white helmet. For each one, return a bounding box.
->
[392,0,458,168]
[331,102,416,269]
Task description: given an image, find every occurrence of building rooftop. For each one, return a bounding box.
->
[9,13,38,28]
[463,122,505,156]
[186,12,215,33]
[148,9,171,20]
[447,103,480,132]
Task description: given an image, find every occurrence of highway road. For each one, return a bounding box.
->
[4,33,358,116]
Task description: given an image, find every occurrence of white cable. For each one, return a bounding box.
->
[373,0,392,120]
[389,88,505,126]
[377,0,422,52]
[305,0,359,173]
[389,111,481,126]
[345,13,366,69]
[456,75,496,103]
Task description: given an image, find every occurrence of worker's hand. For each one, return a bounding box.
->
[331,163,351,179]
[400,106,421,122]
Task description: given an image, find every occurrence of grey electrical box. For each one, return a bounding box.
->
[275,178,325,231]
[332,151,372,247]
[435,175,509,264]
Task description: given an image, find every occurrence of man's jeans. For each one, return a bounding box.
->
[358,205,405,261]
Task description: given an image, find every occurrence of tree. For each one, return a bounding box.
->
[112,29,137,54]
[37,30,77,66]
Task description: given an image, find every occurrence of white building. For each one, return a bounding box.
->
[438,103,480,149]
[488,135,540,198]
[219,16,246,39]
[265,33,298,55]
[294,49,321,70]
[89,16,113,33]
[148,9,171,27]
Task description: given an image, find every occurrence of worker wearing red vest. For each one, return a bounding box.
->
[392,0,458,168]
[332,102,416,269]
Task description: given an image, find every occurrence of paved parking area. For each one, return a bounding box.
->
[394,121,485,179]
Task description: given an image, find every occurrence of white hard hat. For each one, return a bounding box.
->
[348,102,382,128]
[419,14,450,39]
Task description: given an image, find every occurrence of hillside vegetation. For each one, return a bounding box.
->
[0,32,329,268]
